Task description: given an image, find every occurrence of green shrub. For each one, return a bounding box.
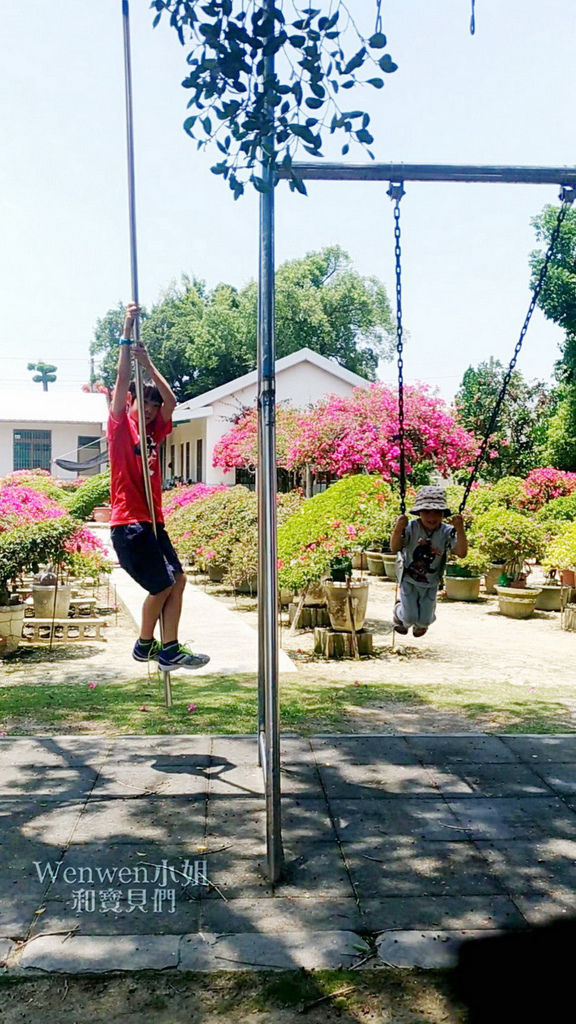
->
[536,492,576,532]
[466,477,525,516]
[277,475,397,592]
[471,507,546,579]
[445,547,489,578]
[544,523,576,571]
[67,472,111,520]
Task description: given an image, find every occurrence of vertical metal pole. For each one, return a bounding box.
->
[257,0,283,883]
[121,0,172,707]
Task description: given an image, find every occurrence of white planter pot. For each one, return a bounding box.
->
[366,551,385,576]
[32,583,72,619]
[0,603,25,654]
[534,585,569,612]
[323,580,369,632]
[381,553,398,580]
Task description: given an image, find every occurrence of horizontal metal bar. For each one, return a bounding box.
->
[279,163,576,185]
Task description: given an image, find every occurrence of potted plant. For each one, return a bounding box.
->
[543,524,576,604]
[444,548,487,601]
[472,508,545,618]
[323,555,369,633]
[0,516,78,654]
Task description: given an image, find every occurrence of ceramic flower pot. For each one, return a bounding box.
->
[32,583,72,619]
[323,580,369,632]
[93,506,112,524]
[444,576,481,601]
[495,585,542,620]
[351,552,368,570]
[0,603,25,654]
[299,582,327,607]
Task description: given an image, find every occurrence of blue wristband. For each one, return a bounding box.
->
[119,338,133,346]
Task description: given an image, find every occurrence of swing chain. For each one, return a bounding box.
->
[388,181,407,514]
[459,194,575,513]
[470,0,476,36]
[375,0,383,34]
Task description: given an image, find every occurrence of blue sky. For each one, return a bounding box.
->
[1,0,574,400]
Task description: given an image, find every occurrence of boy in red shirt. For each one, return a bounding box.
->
[108,302,209,671]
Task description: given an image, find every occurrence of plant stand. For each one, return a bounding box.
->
[0,604,25,655]
[21,618,107,644]
[314,627,373,658]
[562,604,576,631]
[288,602,330,629]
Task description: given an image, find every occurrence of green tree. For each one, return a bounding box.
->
[454,358,551,479]
[91,248,393,400]
[530,204,576,468]
[27,361,57,391]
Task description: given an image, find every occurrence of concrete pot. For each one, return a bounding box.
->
[32,583,72,619]
[495,585,542,619]
[207,561,226,583]
[366,552,385,576]
[299,582,327,607]
[0,603,25,654]
[381,553,398,580]
[484,564,505,594]
[534,585,569,612]
[351,552,368,570]
[444,576,482,601]
[323,580,369,632]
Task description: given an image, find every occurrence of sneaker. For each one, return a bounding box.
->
[158,643,210,672]
[132,639,161,662]
[412,626,428,638]
[393,615,408,635]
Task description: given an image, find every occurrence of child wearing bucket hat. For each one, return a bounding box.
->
[390,486,467,637]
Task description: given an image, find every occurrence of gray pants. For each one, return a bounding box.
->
[396,577,438,628]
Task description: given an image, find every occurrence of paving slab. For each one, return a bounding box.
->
[317,761,445,799]
[71,795,207,845]
[501,735,576,762]
[376,929,501,969]
[474,838,576,894]
[15,933,180,972]
[445,796,576,841]
[405,734,519,764]
[343,838,504,898]
[310,735,419,765]
[428,762,555,798]
[27,898,202,936]
[330,797,469,842]
[360,895,525,932]
[178,930,370,971]
[199,896,363,933]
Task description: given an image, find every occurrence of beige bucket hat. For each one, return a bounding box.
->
[409,485,452,516]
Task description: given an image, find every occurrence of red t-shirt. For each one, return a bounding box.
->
[107,408,172,526]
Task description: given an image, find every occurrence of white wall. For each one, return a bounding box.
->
[171,360,366,487]
[0,421,105,480]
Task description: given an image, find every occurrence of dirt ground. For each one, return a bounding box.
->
[0,970,466,1024]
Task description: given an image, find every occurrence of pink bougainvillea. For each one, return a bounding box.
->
[213,385,478,482]
[0,484,66,532]
[519,467,576,511]
[212,406,301,471]
[286,384,478,480]
[162,482,227,515]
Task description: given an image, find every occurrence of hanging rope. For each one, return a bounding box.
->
[458,187,576,514]
[387,181,406,514]
[470,0,476,35]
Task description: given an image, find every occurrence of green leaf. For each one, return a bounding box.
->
[305,97,323,109]
[378,54,398,73]
[202,116,212,134]
[368,32,387,48]
[183,116,197,136]
[367,77,384,89]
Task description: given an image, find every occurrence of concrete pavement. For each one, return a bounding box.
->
[1,732,576,973]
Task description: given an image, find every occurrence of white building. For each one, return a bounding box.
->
[0,392,108,480]
[169,348,370,486]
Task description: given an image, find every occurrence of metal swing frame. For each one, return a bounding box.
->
[258,160,576,879]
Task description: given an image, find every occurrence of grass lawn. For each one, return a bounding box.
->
[0,670,575,735]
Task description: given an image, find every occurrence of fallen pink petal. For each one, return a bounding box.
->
[187,704,197,712]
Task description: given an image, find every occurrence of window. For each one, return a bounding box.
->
[13,429,51,471]
[77,435,101,477]
[185,441,190,481]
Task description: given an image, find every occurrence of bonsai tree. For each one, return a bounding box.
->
[471,508,546,583]
[0,517,79,606]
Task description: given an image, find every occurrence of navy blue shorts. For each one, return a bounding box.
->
[111,522,183,595]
